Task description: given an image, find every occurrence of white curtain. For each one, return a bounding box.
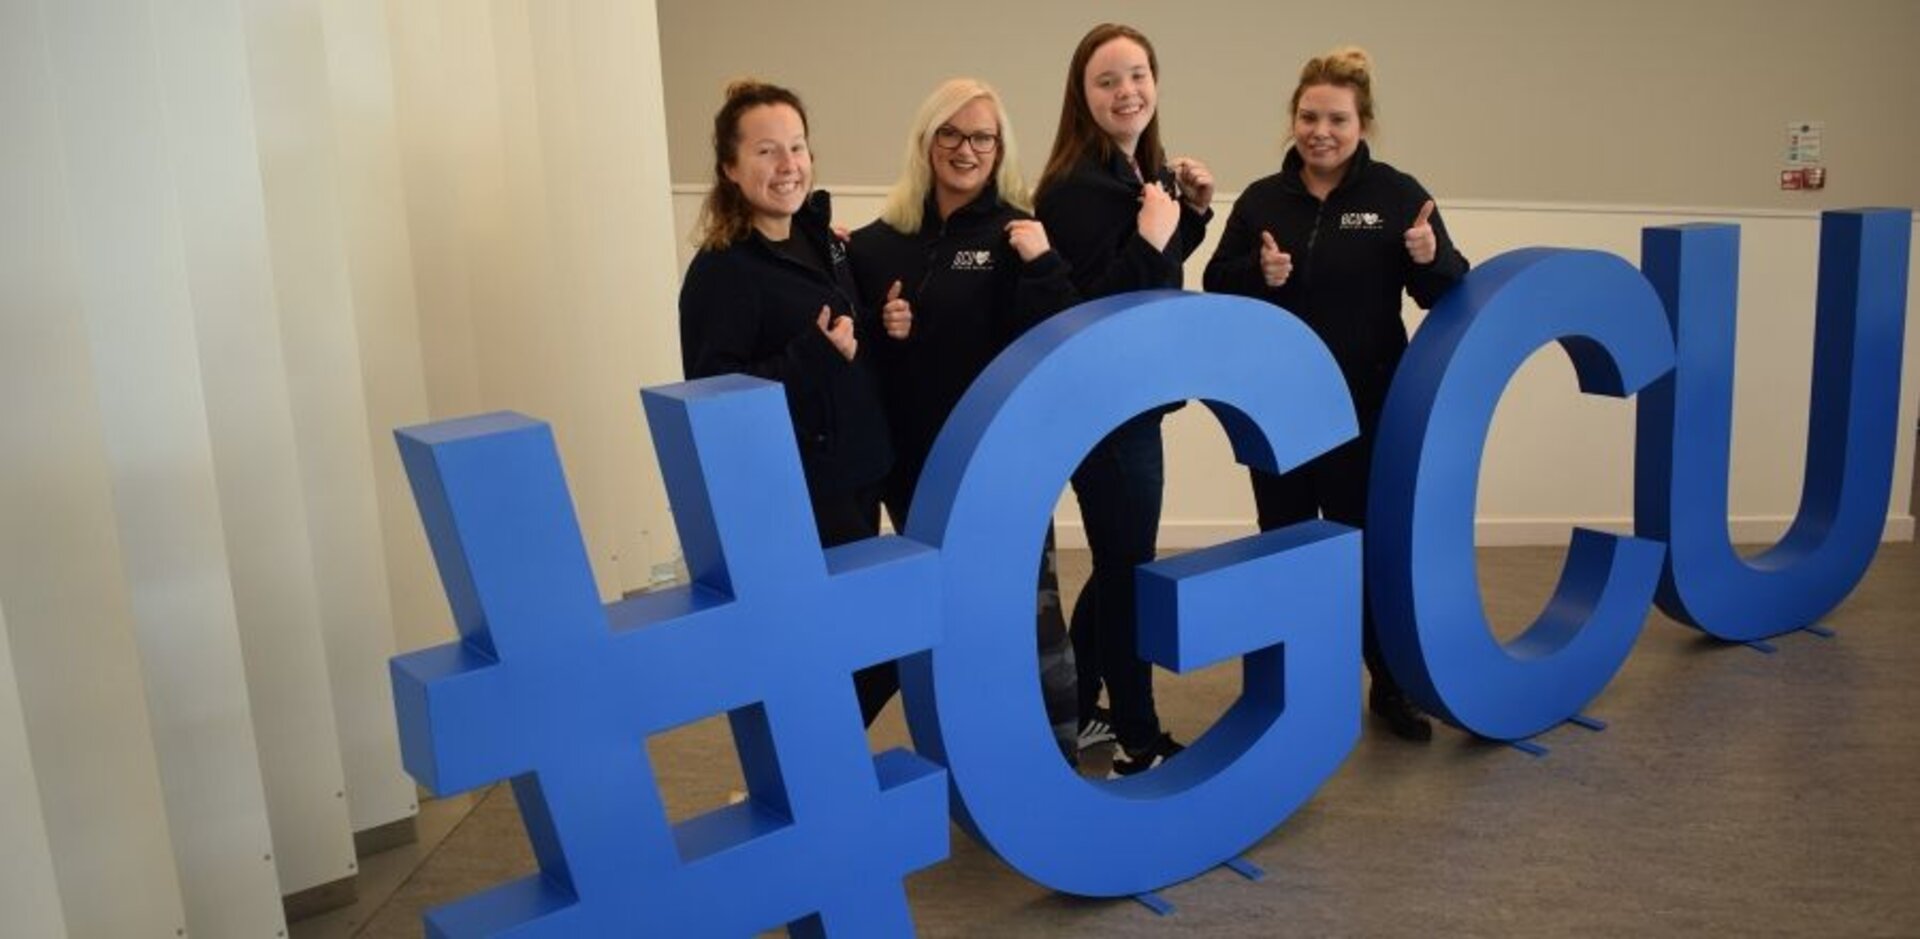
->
[0,0,682,933]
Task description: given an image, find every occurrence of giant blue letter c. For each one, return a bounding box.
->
[1369,250,1677,742]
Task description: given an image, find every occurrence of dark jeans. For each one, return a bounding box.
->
[885,461,1079,757]
[812,484,899,725]
[1069,414,1166,752]
[1247,428,1401,696]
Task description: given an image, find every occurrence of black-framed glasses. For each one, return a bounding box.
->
[933,125,1000,153]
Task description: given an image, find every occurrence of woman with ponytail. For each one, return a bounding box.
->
[680,79,897,724]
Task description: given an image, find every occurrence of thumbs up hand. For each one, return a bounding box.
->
[1405,199,1437,265]
[1259,230,1293,288]
[881,280,912,339]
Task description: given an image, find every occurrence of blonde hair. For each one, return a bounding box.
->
[1291,45,1376,129]
[879,78,1031,234]
[694,78,809,251]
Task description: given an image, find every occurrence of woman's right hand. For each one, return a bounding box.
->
[1259,231,1293,287]
[1137,182,1179,251]
[817,306,857,361]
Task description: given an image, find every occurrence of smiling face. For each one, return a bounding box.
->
[1082,37,1155,155]
[723,103,811,227]
[1292,83,1365,178]
[929,96,1000,207]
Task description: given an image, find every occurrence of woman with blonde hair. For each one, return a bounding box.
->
[848,77,1082,758]
[1203,46,1469,742]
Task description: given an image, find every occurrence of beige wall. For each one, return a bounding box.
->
[660,0,1920,211]
[659,1,1920,552]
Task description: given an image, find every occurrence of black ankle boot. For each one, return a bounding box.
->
[1369,686,1433,742]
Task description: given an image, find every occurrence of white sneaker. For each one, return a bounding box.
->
[1076,708,1118,752]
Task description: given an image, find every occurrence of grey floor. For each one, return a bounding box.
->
[294,536,1920,938]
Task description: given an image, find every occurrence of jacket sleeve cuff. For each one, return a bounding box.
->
[1021,250,1068,278]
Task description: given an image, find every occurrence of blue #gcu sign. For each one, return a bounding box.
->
[390,210,1910,935]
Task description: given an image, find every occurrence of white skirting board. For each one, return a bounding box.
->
[0,601,69,939]
[1051,515,1918,551]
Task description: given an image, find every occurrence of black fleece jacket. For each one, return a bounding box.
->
[678,190,891,495]
[848,185,1078,478]
[1203,142,1468,417]
[1035,149,1212,298]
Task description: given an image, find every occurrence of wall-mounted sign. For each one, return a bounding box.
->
[1783,121,1827,190]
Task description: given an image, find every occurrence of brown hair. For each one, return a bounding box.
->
[1291,45,1376,129]
[1036,23,1166,200]
[693,79,809,251]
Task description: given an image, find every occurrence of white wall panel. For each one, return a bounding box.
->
[0,602,69,939]
[153,0,359,895]
[241,0,418,834]
[317,0,450,654]
[36,0,283,933]
[386,0,680,606]
[521,0,681,594]
[385,0,486,421]
[0,9,186,931]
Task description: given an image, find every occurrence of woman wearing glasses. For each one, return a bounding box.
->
[848,77,1083,758]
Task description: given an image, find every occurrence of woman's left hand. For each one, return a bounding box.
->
[1170,157,1214,212]
[1405,199,1437,265]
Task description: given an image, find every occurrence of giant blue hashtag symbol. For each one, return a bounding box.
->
[390,375,947,936]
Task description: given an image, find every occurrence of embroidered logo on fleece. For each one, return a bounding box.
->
[1338,212,1385,231]
[950,250,995,271]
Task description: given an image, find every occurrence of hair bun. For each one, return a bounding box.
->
[722,77,767,102]
[1325,45,1372,80]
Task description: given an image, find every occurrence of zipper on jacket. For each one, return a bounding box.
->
[764,235,859,319]
[1300,200,1325,289]
[916,218,949,300]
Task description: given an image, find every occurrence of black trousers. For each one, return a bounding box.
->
[1068,415,1166,752]
[1247,428,1402,696]
[883,462,1079,756]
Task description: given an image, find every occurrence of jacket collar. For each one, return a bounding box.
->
[747,189,832,250]
[1280,139,1374,198]
[920,180,1003,232]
